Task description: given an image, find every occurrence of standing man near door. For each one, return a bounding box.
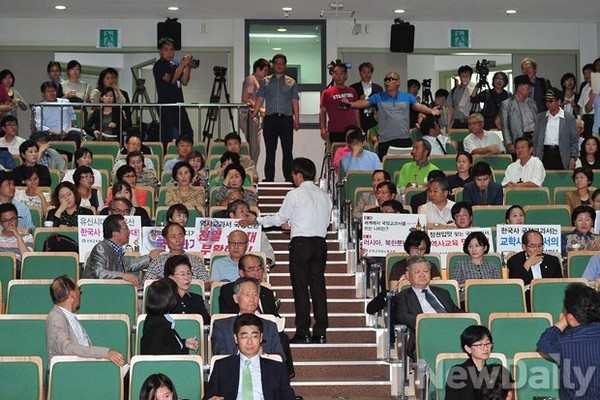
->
[252,54,300,183]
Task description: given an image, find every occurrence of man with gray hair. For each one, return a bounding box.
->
[462,113,505,155]
[395,256,462,355]
[396,138,440,188]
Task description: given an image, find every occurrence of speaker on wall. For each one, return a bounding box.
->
[390,20,415,53]
[157,19,181,50]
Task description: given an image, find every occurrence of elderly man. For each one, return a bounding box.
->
[417,177,455,229]
[210,229,249,283]
[500,75,538,155]
[343,71,440,159]
[508,229,563,310]
[353,169,391,219]
[364,181,398,214]
[83,214,163,286]
[142,222,209,283]
[46,275,125,366]
[227,200,275,266]
[533,88,579,170]
[395,256,461,355]
[521,57,552,112]
[537,283,600,400]
[462,113,505,155]
[501,136,546,188]
[396,138,440,189]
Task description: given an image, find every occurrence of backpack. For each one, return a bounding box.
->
[43,233,79,253]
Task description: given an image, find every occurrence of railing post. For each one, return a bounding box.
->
[394,324,410,399]
[413,361,430,400]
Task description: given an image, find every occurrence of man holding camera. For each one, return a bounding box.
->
[153,37,196,144]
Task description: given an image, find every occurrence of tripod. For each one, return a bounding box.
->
[131,77,158,122]
[470,75,491,114]
[421,85,434,106]
[202,67,236,147]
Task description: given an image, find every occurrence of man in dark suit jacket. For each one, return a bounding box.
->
[508,230,563,310]
[349,62,383,132]
[462,161,503,206]
[205,314,295,400]
[395,256,462,356]
[219,254,279,315]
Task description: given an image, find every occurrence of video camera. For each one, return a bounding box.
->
[213,66,227,77]
[475,59,496,86]
[327,59,352,75]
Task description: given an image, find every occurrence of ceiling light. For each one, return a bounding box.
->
[272,47,282,51]
[277,27,287,32]
[394,9,406,14]
[282,7,293,11]
[249,33,318,39]
[506,9,517,14]
[55,5,67,10]
[168,6,179,11]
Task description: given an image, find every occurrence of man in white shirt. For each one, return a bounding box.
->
[462,113,505,155]
[33,81,81,146]
[502,137,546,188]
[0,116,25,155]
[417,177,455,229]
[532,88,578,170]
[241,158,332,344]
[420,116,449,156]
[45,275,125,365]
[578,63,595,138]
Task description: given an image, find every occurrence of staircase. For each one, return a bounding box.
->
[258,182,397,399]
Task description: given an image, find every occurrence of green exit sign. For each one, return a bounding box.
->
[450,29,470,48]
[98,28,121,49]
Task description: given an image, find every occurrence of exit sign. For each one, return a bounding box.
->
[97,28,121,49]
[449,29,470,48]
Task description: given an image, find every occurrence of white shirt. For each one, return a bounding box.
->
[418,200,455,226]
[501,156,546,187]
[236,354,264,400]
[543,108,565,146]
[258,181,332,239]
[422,135,449,156]
[578,83,594,115]
[361,81,373,98]
[62,168,103,188]
[412,286,444,314]
[463,131,505,154]
[0,136,25,155]
[59,306,90,347]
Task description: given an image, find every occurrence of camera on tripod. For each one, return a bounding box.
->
[422,78,432,91]
[213,66,227,78]
[327,59,352,74]
[475,59,496,85]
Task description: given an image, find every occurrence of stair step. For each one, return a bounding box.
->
[270,273,356,287]
[291,343,378,361]
[276,287,358,299]
[274,251,347,262]
[292,380,393,398]
[284,327,377,343]
[270,240,341,251]
[278,298,365,314]
[266,231,338,240]
[282,313,367,328]
[271,261,349,274]
[294,360,390,380]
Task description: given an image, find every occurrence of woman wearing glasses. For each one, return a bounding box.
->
[445,325,513,400]
[165,254,210,324]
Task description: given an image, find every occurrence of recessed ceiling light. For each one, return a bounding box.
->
[506,9,517,14]
[55,5,67,10]
[394,9,405,14]
[277,27,287,32]
[282,7,293,11]
[168,6,179,11]
[272,47,282,51]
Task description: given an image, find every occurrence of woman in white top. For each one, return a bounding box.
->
[62,147,103,188]
[60,60,91,103]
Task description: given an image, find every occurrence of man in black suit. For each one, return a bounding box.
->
[395,256,462,356]
[508,229,563,310]
[350,62,383,132]
[205,313,295,400]
[219,254,278,315]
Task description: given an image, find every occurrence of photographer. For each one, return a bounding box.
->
[470,68,512,130]
[153,37,197,145]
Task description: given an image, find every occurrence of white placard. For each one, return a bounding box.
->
[194,218,261,256]
[362,213,427,258]
[496,224,561,254]
[591,72,600,94]
[78,215,142,262]
[429,227,494,269]
[140,227,201,255]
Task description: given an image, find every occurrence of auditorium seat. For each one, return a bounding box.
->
[48,356,123,400]
[464,279,526,326]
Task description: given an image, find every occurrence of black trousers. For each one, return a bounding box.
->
[328,131,346,144]
[542,145,565,170]
[377,138,412,160]
[289,236,328,336]
[159,106,193,146]
[263,114,293,182]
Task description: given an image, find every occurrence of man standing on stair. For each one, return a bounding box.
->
[241,158,333,344]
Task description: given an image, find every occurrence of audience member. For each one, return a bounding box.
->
[340,129,381,172]
[212,188,243,218]
[505,205,526,224]
[61,60,91,103]
[433,88,449,132]
[349,62,383,132]
[409,170,447,213]
[140,278,199,355]
[166,203,190,227]
[32,132,67,172]
[241,58,269,165]
[14,167,48,216]
[165,161,205,210]
[62,147,103,188]
[447,152,474,194]
[592,189,600,211]
[163,135,193,171]
[577,64,595,137]
[46,275,125,365]
[46,61,64,98]
[500,75,537,155]
[575,136,600,169]
[332,125,359,171]
[365,181,398,214]
[560,72,579,116]
[353,169,390,219]
[0,69,27,119]
[470,71,511,130]
[0,202,32,274]
[445,325,513,400]
[210,230,249,282]
[84,87,129,140]
[72,165,102,210]
[106,164,147,207]
[388,231,441,291]
[215,163,257,206]
[396,138,440,188]
[533,88,578,170]
[0,171,34,231]
[223,132,258,182]
[89,67,130,116]
[83,214,163,284]
[463,162,503,205]
[451,231,501,303]
[33,81,81,145]
[537,283,600,400]
[419,115,449,155]
[126,151,158,188]
[45,181,94,227]
[583,254,600,283]
[0,115,25,155]
[139,374,178,400]
[407,78,421,128]
[418,177,455,229]
[344,71,440,159]
[227,200,275,265]
[143,222,208,283]
[452,201,473,228]
[319,62,359,143]
[462,113,505,155]
[12,139,51,187]
[380,199,408,214]
[100,184,151,226]
[113,134,154,172]
[566,167,594,211]
[501,137,545,188]
[521,57,552,112]
[562,205,600,256]
[164,254,210,323]
[446,65,475,129]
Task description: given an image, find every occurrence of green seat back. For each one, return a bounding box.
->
[0,317,49,371]
[446,141,457,155]
[473,155,513,171]
[447,255,503,280]
[505,189,550,206]
[525,207,571,226]
[51,141,78,157]
[136,315,204,356]
[514,353,560,400]
[144,142,164,157]
[429,156,457,171]
[489,314,552,364]
[211,285,222,315]
[382,156,412,179]
[91,156,115,174]
[21,253,79,280]
[465,281,526,327]
[48,358,122,400]
[544,171,573,199]
[77,281,137,330]
[80,315,131,361]
[0,254,15,307]
[33,229,79,252]
[430,282,460,306]
[553,187,575,206]
[0,356,44,400]
[472,207,509,228]
[568,253,594,278]
[29,207,42,228]
[49,170,61,191]
[6,280,54,314]
[83,142,120,157]
[386,254,441,284]
[129,355,203,400]
[345,171,373,202]
[161,171,173,186]
[531,279,586,322]
[449,130,469,144]
[493,171,505,185]
[435,354,504,400]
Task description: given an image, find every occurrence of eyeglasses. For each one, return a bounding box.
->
[238,333,261,342]
[172,272,192,278]
[384,77,398,82]
[228,241,248,247]
[526,243,543,249]
[470,342,494,349]
[0,216,19,223]
[110,208,131,215]
[244,266,264,274]
[2,122,18,127]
